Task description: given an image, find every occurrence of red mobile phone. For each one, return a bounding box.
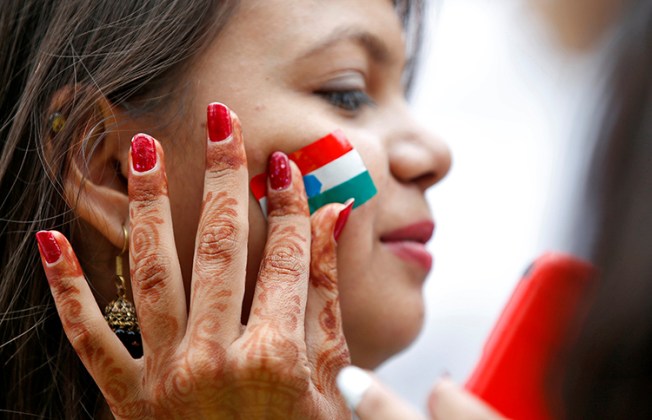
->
[465,253,594,420]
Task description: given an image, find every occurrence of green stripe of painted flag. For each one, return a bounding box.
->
[307,170,377,214]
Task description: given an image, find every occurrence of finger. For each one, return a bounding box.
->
[246,154,310,341]
[428,379,505,420]
[336,366,426,420]
[36,230,139,404]
[306,200,354,394]
[187,103,249,347]
[128,133,186,356]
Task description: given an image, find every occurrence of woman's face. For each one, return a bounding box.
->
[156,0,450,368]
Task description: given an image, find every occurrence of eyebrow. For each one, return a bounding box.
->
[296,27,394,65]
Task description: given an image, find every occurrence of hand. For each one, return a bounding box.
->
[336,366,505,420]
[36,103,352,419]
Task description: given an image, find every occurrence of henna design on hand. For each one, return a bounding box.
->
[41,110,352,419]
[193,191,238,297]
[255,224,307,330]
[307,205,352,399]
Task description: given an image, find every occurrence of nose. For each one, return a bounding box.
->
[387,109,451,192]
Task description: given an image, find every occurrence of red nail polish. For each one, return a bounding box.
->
[207,102,232,142]
[36,231,62,264]
[131,134,157,173]
[269,151,291,191]
[334,199,354,242]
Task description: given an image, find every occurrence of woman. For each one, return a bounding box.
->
[338,0,652,418]
[0,0,450,418]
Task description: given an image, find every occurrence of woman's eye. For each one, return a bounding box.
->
[316,89,376,113]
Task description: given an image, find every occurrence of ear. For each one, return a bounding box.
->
[52,89,132,251]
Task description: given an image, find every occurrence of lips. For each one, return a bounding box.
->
[380,221,435,244]
[380,221,435,271]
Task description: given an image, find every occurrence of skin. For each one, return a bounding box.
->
[339,1,631,417]
[349,372,504,420]
[161,0,451,368]
[41,118,351,418]
[40,0,450,417]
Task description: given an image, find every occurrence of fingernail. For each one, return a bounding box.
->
[207,102,232,142]
[269,151,291,191]
[336,366,373,411]
[36,231,62,264]
[334,199,355,242]
[131,133,157,173]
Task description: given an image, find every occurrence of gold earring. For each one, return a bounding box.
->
[104,225,142,358]
[48,112,65,134]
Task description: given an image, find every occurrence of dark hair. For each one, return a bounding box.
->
[0,1,238,418]
[558,0,652,417]
[0,1,425,418]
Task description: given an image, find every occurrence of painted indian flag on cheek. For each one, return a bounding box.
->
[250,130,377,216]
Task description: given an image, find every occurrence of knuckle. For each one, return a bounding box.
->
[205,165,238,184]
[130,184,165,205]
[237,358,311,392]
[263,248,306,280]
[196,217,241,264]
[231,330,310,390]
[277,362,311,391]
[268,199,310,218]
[310,259,337,285]
[330,344,352,372]
[191,359,224,387]
[310,203,338,227]
[68,323,97,355]
[50,277,80,301]
[133,252,170,293]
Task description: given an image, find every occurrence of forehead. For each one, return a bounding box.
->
[223,0,406,62]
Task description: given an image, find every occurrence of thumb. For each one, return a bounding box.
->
[336,366,426,420]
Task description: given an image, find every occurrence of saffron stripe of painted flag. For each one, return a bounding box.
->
[250,173,266,201]
[307,171,376,214]
[290,130,352,174]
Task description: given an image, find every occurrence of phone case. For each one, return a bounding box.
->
[465,252,594,420]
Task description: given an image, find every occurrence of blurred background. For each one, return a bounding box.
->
[378,0,620,411]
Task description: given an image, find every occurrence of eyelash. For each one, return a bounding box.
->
[315,89,376,113]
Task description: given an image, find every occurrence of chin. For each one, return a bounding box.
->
[381,301,425,361]
[338,225,430,368]
[345,294,426,369]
